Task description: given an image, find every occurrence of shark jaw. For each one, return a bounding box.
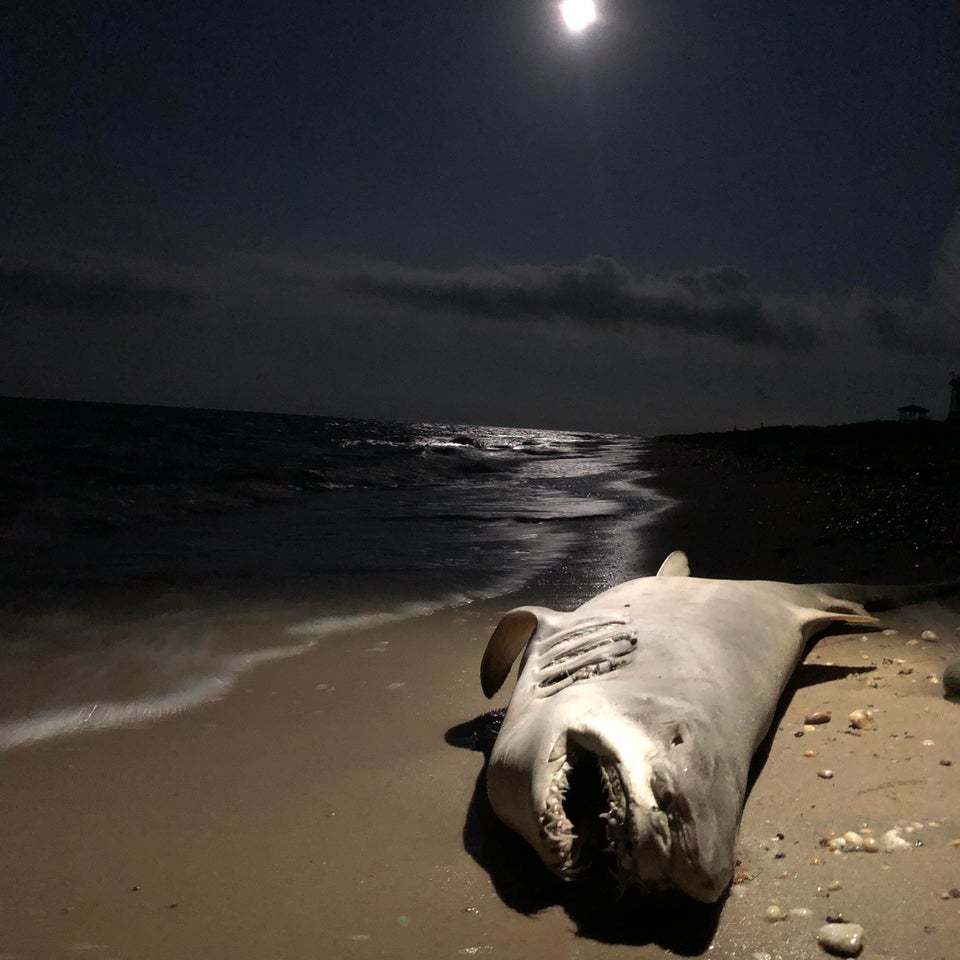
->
[532,724,717,900]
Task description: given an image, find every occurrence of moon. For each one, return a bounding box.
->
[560,0,598,33]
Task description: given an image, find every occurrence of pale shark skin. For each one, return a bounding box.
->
[479,552,900,903]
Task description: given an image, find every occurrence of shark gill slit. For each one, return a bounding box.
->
[535,626,638,697]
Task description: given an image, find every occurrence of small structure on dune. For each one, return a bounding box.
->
[897,403,929,422]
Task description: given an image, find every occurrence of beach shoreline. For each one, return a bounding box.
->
[2,431,959,959]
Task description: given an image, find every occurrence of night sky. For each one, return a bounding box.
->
[2,0,958,432]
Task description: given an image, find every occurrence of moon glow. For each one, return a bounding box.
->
[560,0,598,33]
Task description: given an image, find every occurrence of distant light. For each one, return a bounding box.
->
[560,0,598,33]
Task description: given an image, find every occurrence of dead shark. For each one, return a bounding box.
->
[480,552,958,902]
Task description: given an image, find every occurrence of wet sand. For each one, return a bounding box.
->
[2,435,960,959]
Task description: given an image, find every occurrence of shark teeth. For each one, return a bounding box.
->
[539,753,636,879]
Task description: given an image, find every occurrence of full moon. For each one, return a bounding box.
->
[560,0,598,33]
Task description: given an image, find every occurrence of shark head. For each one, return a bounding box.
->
[480,601,743,903]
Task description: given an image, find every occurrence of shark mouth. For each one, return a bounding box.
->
[538,735,688,888]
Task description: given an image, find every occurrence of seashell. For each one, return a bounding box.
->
[764,904,787,923]
[818,769,835,780]
[880,828,910,852]
[842,832,864,852]
[847,709,876,730]
[805,711,832,725]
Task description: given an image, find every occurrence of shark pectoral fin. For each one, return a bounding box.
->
[656,550,691,578]
[798,609,880,642]
[480,606,548,698]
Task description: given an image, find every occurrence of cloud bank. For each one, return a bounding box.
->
[342,257,817,351]
[1,246,957,432]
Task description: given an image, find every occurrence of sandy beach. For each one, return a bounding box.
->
[2,428,959,960]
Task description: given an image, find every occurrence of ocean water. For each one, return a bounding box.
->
[0,398,664,749]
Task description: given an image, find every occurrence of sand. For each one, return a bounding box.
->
[2,436,959,959]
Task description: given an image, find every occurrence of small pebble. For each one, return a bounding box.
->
[941,759,953,767]
[882,629,898,636]
[906,639,920,646]
[818,769,835,780]
[922,739,935,747]
[921,630,939,642]
[806,711,832,725]
[949,838,960,848]
[898,666,913,675]
[804,724,818,732]
[827,837,847,852]
[765,904,788,923]
[825,912,845,923]
[790,907,814,919]
[804,749,817,758]
[817,922,864,957]
[828,880,842,891]
[950,888,960,898]
[862,837,879,853]
[815,886,831,898]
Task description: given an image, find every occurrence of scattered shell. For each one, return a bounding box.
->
[828,880,842,891]
[804,749,817,758]
[818,769,835,780]
[827,837,847,853]
[842,832,864,852]
[922,739,935,747]
[806,711,832,725]
[817,922,864,957]
[810,856,824,865]
[880,828,910,852]
[921,630,939,642]
[847,709,876,731]
[765,904,788,923]
[790,907,814,919]
[815,886,831,898]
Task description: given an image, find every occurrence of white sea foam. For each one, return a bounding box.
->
[0,642,313,753]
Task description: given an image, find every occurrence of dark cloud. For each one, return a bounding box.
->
[862,303,957,356]
[340,257,817,351]
[0,263,196,316]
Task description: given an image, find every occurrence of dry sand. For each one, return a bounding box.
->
[2,437,959,960]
